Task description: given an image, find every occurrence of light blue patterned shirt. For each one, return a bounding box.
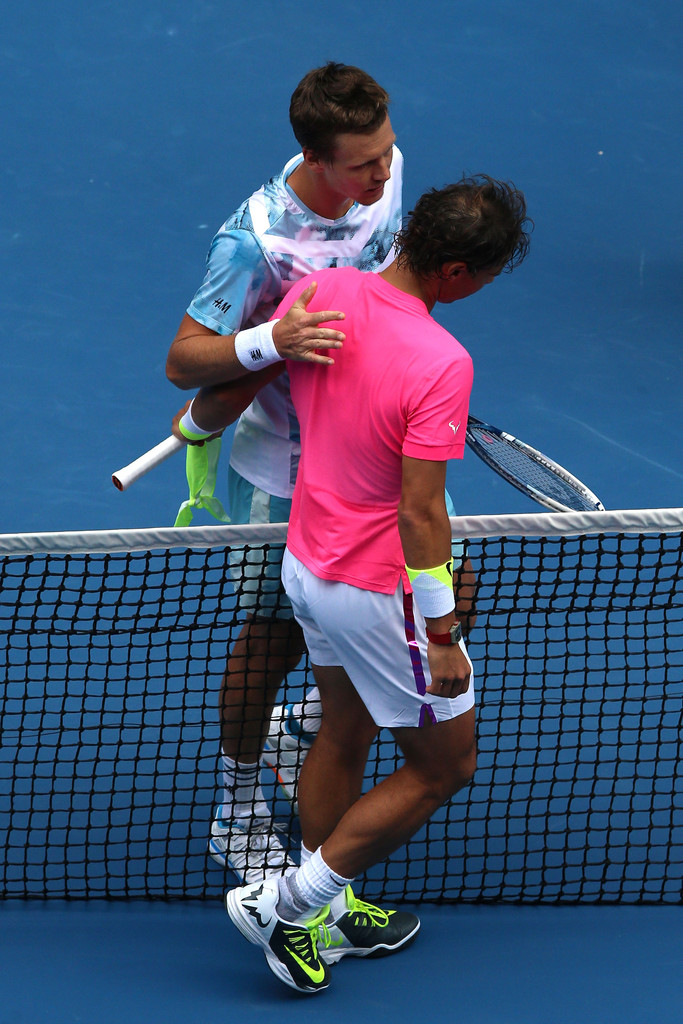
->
[188,148,403,499]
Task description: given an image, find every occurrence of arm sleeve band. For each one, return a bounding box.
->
[405,560,456,619]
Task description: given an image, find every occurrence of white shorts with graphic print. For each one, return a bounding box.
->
[281,549,475,729]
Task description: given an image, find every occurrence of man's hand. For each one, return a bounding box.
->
[272,281,345,364]
[426,642,471,699]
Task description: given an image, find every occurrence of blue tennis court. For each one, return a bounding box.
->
[2,2,682,1021]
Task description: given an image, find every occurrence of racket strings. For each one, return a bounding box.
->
[466,424,603,512]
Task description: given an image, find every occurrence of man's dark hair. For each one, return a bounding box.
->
[395,176,532,277]
[289,62,389,162]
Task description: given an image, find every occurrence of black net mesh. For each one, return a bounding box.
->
[1,525,681,902]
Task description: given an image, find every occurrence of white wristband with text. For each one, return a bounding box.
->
[234,319,283,371]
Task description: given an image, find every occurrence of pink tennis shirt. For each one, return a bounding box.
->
[279,267,473,594]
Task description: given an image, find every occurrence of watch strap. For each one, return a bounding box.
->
[426,622,462,645]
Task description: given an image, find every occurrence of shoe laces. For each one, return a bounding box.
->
[317,920,333,950]
[287,906,330,958]
[345,895,391,929]
[249,820,286,847]
[230,820,289,866]
[309,913,333,950]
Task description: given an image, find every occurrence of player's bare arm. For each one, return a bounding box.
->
[398,455,471,699]
[171,364,283,443]
[165,282,345,390]
[166,316,242,390]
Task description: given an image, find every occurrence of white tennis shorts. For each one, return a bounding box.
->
[281,549,475,729]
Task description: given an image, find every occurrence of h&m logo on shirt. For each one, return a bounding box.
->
[213,298,231,314]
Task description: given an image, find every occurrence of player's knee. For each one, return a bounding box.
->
[453,744,477,791]
[429,743,477,804]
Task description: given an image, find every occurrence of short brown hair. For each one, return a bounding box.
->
[289,62,389,162]
[395,176,532,277]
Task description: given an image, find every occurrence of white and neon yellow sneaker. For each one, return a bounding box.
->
[318,886,420,963]
[225,878,331,994]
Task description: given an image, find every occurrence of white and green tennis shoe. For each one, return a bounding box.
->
[225,878,332,994]
[318,886,420,963]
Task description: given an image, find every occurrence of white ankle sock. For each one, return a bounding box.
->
[298,842,351,918]
[276,846,353,922]
[328,886,351,921]
[300,843,314,866]
[221,753,270,820]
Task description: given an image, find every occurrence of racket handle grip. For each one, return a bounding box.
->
[112,435,185,491]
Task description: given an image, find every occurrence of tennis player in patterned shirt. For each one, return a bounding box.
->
[166,63,401,877]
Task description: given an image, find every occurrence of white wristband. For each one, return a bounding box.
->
[407,563,456,619]
[234,319,283,371]
[178,399,213,441]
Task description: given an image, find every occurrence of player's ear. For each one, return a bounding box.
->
[441,261,469,279]
[301,147,327,171]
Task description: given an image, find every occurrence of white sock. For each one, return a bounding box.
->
[289,687,323,736]
[221,753,270,820]
[328,886,351,921]
[276,846,353,922]
[276,872,315,921]
[300,843,314,866]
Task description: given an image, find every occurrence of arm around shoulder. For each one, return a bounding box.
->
[165,314,246,390]
[166,227,279,389]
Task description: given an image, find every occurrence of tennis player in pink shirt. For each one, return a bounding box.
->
[183,176,531,993]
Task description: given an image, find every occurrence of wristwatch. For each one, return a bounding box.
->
[425,622,462,645]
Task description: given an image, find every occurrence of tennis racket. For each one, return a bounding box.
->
[465,415,604,512]
[113,417,604,512]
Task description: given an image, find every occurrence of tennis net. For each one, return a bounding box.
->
[1,508,682,903]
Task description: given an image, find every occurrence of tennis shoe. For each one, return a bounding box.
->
[225,878,331,994]
[208,813,295,883]
[261,703,316,813]
[318,886,420,963]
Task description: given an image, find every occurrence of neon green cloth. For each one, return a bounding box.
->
[173,437,231,527]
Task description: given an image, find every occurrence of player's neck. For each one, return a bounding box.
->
[287,163,353,220]
[380,262,438,311]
